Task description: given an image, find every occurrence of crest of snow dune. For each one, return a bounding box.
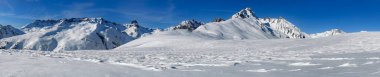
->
[259,17,308,38]
[124,20,154,38]
[167,19,204,31]
[231,8,258,19]
[0,18,134,51]
[310,29,346,38]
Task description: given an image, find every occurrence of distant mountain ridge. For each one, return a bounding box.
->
[0,24,25,39]
[310,29,346,38]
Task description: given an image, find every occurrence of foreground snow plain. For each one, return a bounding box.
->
[1,32,380,77]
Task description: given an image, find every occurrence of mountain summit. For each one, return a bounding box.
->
[232,8,258,19]
[124,20,154,38]
[168,19,204,31]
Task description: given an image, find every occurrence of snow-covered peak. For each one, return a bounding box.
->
[168,19,204,31]
[259,17,308,38]
[125,20,139,28]
[310,29,346,38]
[124,20,154,38]
[22,17,121,32]
[0,24,25,39]
[193,17,279,40]
[232,8,257,19]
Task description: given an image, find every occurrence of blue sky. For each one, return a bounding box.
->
[0,0,379,33]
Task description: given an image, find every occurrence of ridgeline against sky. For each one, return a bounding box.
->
[0,0,379,33]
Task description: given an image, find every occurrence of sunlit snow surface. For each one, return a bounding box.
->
[1,32,380,77]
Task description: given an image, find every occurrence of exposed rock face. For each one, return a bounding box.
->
[124,20,154,38]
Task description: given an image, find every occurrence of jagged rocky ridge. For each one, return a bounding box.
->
[167,19,204,31]
[124,20,154,38]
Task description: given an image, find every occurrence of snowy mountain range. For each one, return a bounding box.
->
[0,18,135,51]
[0,8,345,51]
[0,24,25,39]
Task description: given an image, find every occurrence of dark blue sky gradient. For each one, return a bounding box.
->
[0,0,379,33]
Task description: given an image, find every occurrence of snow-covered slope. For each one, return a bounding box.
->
[259,17,308,38]
[192,8,280,39]
[124,20,154,38]
[193,17,278,39]
[169,8,310,40]
[0,18,134,51]
[3,32,380,77]
[310,29,346,38]
[0,24,25,39]
[167,19,204,31]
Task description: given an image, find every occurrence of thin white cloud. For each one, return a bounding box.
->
[0,12,15,16]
